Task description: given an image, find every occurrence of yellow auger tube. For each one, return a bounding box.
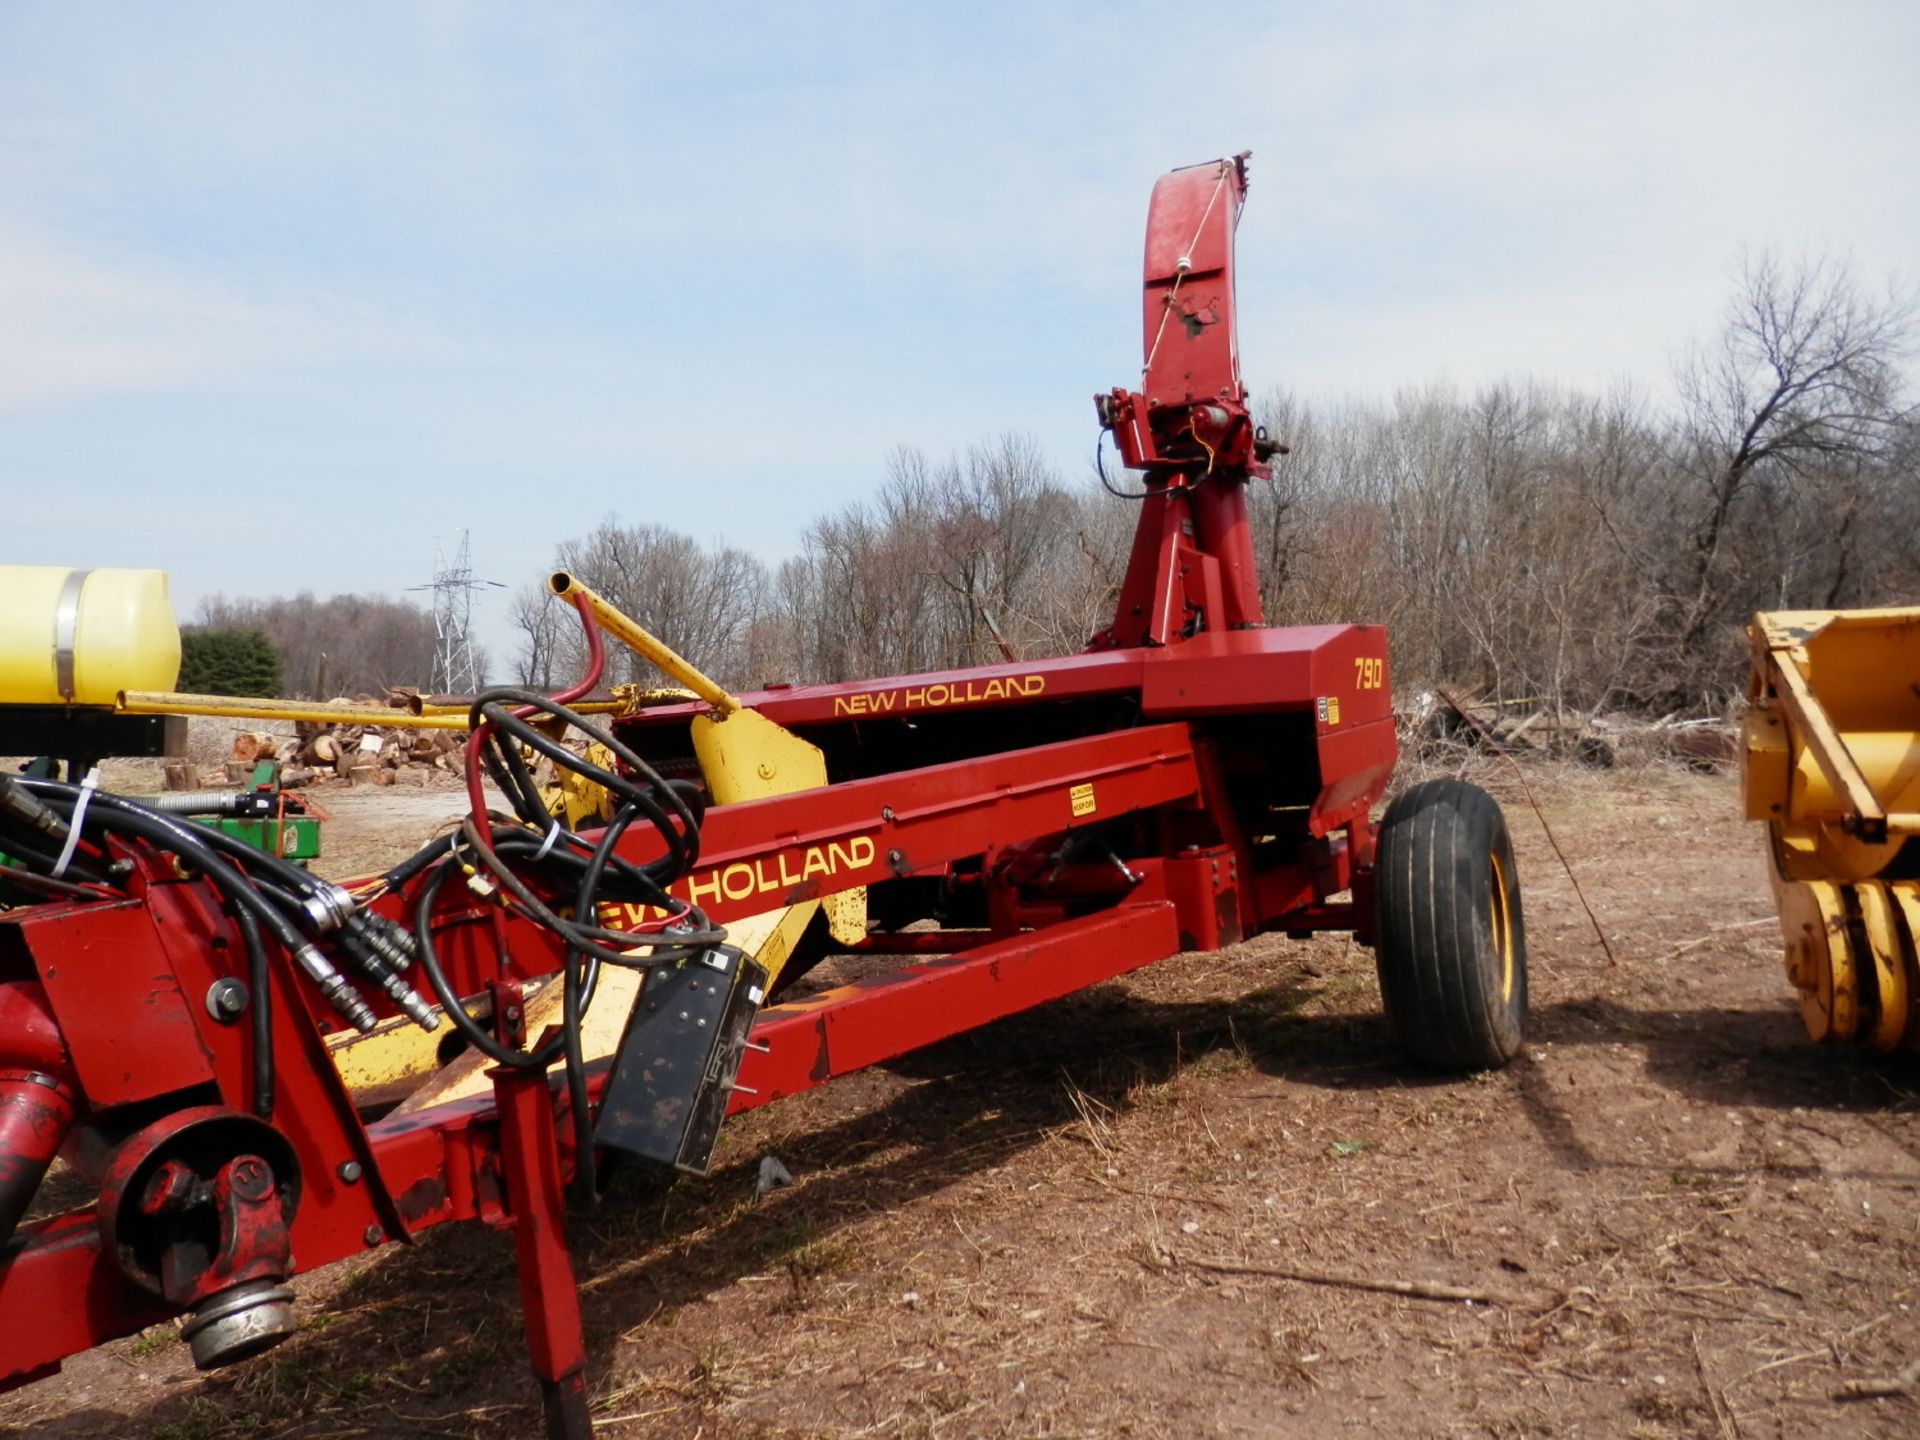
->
[119,691,470,730]
[547,571,740,715]
[1745,606,1920,1051]
[0,566,180,705]
[406,695,628,719]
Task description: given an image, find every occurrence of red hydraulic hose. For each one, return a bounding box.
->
[462,591,607,853]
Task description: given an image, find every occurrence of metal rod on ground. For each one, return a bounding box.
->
[1435,687,1617,967]
[1170,1251,1556,1310]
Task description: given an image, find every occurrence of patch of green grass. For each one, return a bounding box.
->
[1188,1045,1253,1078]
[926,1386,972,1415]
[129,1324,178,1358]
[787,1235,857,1279]
[427,1339,506,1386]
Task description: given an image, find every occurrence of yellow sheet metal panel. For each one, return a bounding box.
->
[0,566,181,705]
[1760,607,1920,735]
[1854,882,1908,1051]
[1787,732,1920,824]
[1741,708,1790,821]
[691,707,826,806]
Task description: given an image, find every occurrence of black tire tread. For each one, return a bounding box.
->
[1374,778,1527,1069]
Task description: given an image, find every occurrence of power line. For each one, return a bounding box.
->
[407,531,505,695]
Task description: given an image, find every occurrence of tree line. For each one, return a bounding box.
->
[184,253,1914,718]
[517,255,1916,718]
[186,592,451,699]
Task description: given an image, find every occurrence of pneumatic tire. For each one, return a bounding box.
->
[1373,779,1527,1070]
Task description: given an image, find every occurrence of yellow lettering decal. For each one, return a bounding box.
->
[602,831,885,931]
[1353,656,1384,690]
[1069,782,1096,818]
[829,674,1048,717]
[686,869,724,909]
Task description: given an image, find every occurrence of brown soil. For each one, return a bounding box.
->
[5,764,1918,1439]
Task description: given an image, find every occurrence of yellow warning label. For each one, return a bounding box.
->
[1069,782,1096,817]
[1317,696,1341,726]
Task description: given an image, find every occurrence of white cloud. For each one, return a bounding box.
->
[0,225,454,411]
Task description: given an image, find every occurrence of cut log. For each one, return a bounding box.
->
[162,761,200,791]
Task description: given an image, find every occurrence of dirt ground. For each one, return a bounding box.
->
[5,760,1919,1439]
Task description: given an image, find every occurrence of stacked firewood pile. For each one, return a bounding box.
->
[165,725,462,790]
[288,722,464,787]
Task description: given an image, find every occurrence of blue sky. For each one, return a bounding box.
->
[3,3,1915,667]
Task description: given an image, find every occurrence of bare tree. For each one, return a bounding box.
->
[509,257,1913,722]
[507,580,566,689]
[532,517,769,691]
[192,592,440,698]
[1669,254,1915,678]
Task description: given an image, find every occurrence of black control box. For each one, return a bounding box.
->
[593,946,767,1175]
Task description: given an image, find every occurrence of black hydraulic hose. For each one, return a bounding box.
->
[0,824,112,888]
[559,801,645,1202]
[411,856,561,1070]
[468,689,704,880]
[234,903,274,1118]
[455,798,723,970]
[18,780,376,1030]
[417,689,729,1201]
[382,831,458,890]
[11,690,726,1200]
[1096,429,1152,500]
[0,863,104,902]
[480,728,548,826]
[23,783,303,948]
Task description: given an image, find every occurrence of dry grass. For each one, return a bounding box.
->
[7,766,1920,1439]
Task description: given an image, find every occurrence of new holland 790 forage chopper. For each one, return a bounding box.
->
[0,154,1528,1437]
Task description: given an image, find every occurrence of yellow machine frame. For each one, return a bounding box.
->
[1745,607,1920,1049]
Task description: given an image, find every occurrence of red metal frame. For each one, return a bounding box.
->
[0,154,1401,1438]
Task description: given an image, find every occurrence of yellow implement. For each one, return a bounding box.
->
[1744,608,1920,1050]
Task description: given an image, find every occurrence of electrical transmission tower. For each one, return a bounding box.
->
[410,531,505,695]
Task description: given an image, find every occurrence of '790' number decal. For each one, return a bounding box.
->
[1353,656,1385,689]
